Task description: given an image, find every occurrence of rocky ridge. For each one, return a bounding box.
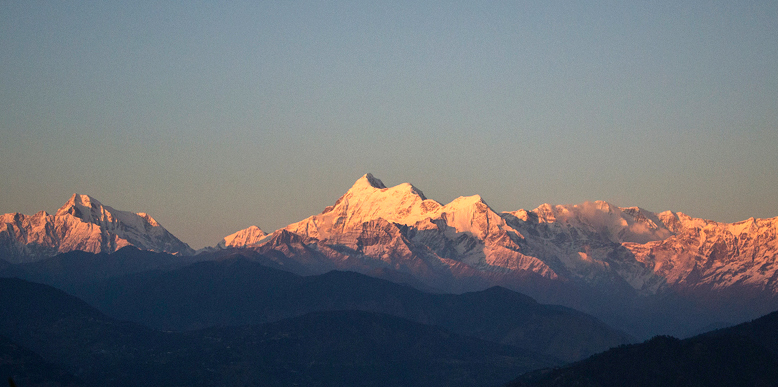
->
[222,174,778,322]
[0,194,193,263]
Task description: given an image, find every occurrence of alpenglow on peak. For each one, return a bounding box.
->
[0,194,194,262]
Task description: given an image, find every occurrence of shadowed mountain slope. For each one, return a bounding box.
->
[187,310,559,387]
[0,334,85,387]
[6,175,778,339]
[0,277,559,387]
[211,174,778,338]
[74,257,633,362]
[507,310,778,387]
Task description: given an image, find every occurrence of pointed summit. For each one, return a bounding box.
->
[217,225,268,249]
[445,194,490,209]
[347,174,428,200]
[56,193,103,220]
[284,174,442,239]
[346,173,387,194]
[61,193,102,208]
[0,194,194,262]
[363,173,387,189]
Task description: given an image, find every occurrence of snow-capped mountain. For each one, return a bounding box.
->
[231,174,646,289]
[4,176,776,336]
[626,213,778,293]
[216,225,267,249]
[218,174,778,331]
[504,202,778,298]
[0,194,194,263]
[259,174,555,289]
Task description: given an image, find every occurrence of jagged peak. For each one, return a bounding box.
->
[507,208,532,222]
[58,193,102,212]
[53,194,172,231]
[291,174,441,236]
[396,182,428,200]
[350,173,387,191]
[620,206,660,221]
[55,193,106,219]
[266,228,309,246]
[675,211,691,220]
[1,193,195,259]
[345,174,428,201]
[532,203,560,221]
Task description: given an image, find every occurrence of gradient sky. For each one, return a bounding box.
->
[2,1,777,249]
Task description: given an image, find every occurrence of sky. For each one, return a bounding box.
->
[1,1,777,249]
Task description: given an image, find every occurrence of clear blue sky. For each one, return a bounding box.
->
[2,1,777,248]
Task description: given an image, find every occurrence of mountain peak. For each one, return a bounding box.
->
[217,225,267,249]
[2,194,194,262]
[61,193,101,208]
[443,194,490,211]
[352,173,387,190]
[349,174,429,200]
[458,194,485,204]
[55,193,105,220]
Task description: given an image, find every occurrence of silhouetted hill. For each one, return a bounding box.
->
[0,277,188,386]
[184,310,559,387]
[507,310,778,387]
[0,247,198,291]
[75,257,633,361]
[0,334,84,387]
[0,247,310,293]
[0,278,558,386]
[711,308,778,353]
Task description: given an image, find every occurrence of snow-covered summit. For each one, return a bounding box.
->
[197,172,778,308]
[0,194,194,262]
[344,173,429,200]
[56,193,102,219]
[285,174,442,239]
[216,225,267,249]
[229,174,554,280]
[508,200,673,245]
[359,173,388,189]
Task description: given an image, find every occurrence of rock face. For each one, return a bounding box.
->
[0,194,194,263]
[220,174,778,333]
[626,213,778,292]
[262,174,555,291]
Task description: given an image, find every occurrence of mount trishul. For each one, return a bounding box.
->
[228,174,777,293]
[0,194,194,262]
[222,174,778,334]
[3,175,777,336]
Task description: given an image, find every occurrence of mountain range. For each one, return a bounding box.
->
[68,256,632,362]
[3,174,778,385]
[0,194,193,263]
[211,174,778,337]
[3,174,778,337]
[0,276,561,386]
